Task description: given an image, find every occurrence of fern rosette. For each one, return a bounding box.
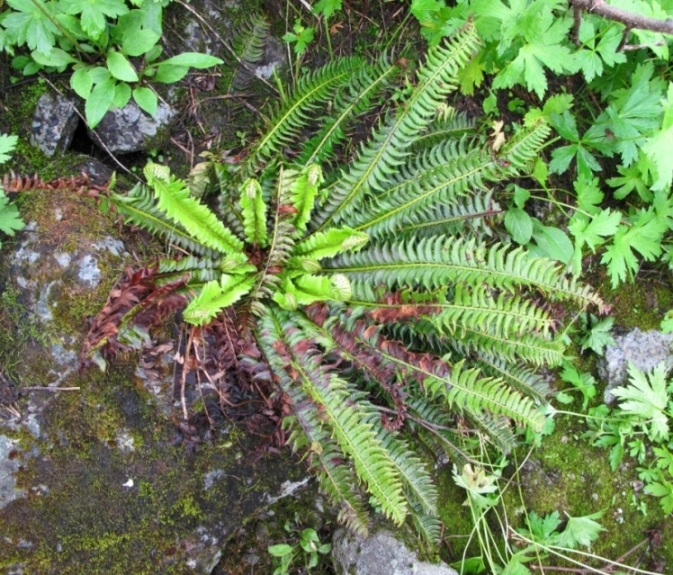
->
[85,22,605,540]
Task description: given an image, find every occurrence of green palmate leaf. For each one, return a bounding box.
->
[183,274,255,325]
[601,210,667,287]
[133,86,158,116]
[60,0,129,39]
[612,362,670,442]
[107,50,139,81]
[85,78,116,128]
[0,192,25,237]
[313,0,342,18]
[144,165,247,261]
[553,511,605,550]
[239,178,268,246]
[643,82,673,192]
[4,0,60,54]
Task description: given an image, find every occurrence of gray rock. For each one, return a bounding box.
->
[597,328,673,403]
[332,529,458,575]
[91,100,176,153]
[0,435,25,509]
[30,93,79,156]
[0,191,307,574]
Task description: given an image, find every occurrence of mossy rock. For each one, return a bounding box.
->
[0,190,306,574]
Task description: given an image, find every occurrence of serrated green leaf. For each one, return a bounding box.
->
[613,362,670,442]
[553,511,605,549]
[60,0,129,39]
[4,0,60,54]
[0,192,25,236]
[0,134,18,164]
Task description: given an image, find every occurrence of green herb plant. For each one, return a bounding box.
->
[407,0,673,288]
[268,518,331,575]
[0,134,26,248]
[84,23,605,541]
[585,361,673,515]
[0,0,223,127]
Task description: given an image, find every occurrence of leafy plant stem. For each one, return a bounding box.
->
[323,18,333,58]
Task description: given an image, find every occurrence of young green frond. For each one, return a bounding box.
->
[239,178,268,246]
[145,165,247,261]
[183,274,256,325]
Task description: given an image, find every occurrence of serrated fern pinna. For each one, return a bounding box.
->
[83,23,605,541]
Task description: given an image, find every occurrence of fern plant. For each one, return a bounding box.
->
[84,23,605,541]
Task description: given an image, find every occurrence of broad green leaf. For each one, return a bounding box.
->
[113,81,131,108]
[529,223,573,264]
[152,63,189,83]
[30,47,77,68]
[643,83,673,192]
[107,51,139,82]
[612,362,670,442]
[121,29,160,57]
[85,78,117,128]
[71,67,94,99]
[132,86,158,116]
[504,208,532,245]
[159,52,223,69]
[268,544,294,557]
[313,0,342,18]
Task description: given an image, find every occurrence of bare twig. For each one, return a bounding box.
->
[21,386,80,391]
[570,0,673,51]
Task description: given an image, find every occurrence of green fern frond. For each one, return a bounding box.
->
[232,13,270,64]
[258,316,370,534]
[106,184,218,257]
[412,107,476,151]
[240,178,268,246]
[244,57,366,171]
[183,274,256,325]
[332,237,603,310]
[157,255,220,284]
[145,165,247,261]
[264,308,408,524]
[462,407,517,453]
[295,56,399,167]
[476,356,551,402]
[313,23,481,231]
[398,190,500,239]
[409,502,442,545]
[348,123,549,239]
[425,360,546,432]
[373,430,438,517]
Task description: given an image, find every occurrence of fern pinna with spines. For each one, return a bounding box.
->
[85,22,605,541]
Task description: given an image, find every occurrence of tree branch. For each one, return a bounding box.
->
[570,0,673,50]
